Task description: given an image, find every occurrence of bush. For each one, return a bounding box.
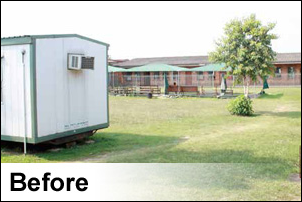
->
[227,95,254,116]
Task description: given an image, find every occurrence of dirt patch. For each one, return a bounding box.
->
[71,139,184,163]
[178,136,190,143]
[85,140,95,145]
[275,105,292,113]
[249,94,261,99]
[292,197,301,201]
[288,174,301,183]
[232,124,261,133]
[48,148,63,153]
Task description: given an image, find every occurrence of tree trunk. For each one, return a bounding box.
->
[246,83,250,97]
[245,78,250,98]
[242,77,250,98]
[243,77,246,96]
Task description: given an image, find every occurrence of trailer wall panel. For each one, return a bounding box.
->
[1,45,33,138]
[35,37,108,138]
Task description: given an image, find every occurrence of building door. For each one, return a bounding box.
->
[143,72,151,86]
[185,72,192,86]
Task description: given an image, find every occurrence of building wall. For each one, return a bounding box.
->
[274,63,301,74]
[116,63,301,87]
[271,63,301,86]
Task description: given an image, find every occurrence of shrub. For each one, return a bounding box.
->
[227,95,254,116]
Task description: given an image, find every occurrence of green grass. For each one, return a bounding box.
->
[1,88,301,200]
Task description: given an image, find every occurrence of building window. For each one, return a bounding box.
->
[208,71,214,80]
[125,72,132,81]
[135,72,141,79]
[173,72,178,80]
[288,67,295,79]
[198,72,204,80]
[275,67,282,78]
[153,72,160,80]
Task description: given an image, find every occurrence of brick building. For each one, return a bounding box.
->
[111,53,301,87]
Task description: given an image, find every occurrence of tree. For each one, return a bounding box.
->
[209,14,278,97]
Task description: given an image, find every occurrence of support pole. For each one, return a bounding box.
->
[178,71,180,95]
[22,50,27,155]
[112,72,115,88]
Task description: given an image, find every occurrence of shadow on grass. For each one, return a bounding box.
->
[1,132,179,162]
[148,150,294,192]
[2,132,294,192]
[259,93,284,99]
[256,111,301,119]
[2,133,292,170]
[149,163,288,192]
[109,149,293,191]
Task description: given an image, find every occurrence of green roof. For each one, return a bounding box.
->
[109,63,231,73]
[1,34,109,47]
[109,66,128,73]
[124,63,188,72]
[187,63,231,72]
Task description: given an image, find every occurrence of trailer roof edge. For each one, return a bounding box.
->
[1,34,110,47]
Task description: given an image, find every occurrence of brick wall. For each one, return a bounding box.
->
[274,63,301,74]
[114,63,301,87]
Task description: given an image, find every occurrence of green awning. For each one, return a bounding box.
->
[124,63,187,72]
[108,66,128,73]
[110,63,231,73]
[187,63,231,72]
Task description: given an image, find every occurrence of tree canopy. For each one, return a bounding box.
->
[209,14,278,95]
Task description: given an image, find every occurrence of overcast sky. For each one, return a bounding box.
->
[1,1,301,59]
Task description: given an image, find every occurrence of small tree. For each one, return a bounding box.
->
[209,14,278,97]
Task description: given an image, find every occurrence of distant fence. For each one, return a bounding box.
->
[109,73,301,88]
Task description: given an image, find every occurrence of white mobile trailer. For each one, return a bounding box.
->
[1,34,110,144]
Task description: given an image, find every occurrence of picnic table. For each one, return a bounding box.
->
[139,86,161,95]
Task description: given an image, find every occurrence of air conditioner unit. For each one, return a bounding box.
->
[81,57,95,70]
[68,54,83,70]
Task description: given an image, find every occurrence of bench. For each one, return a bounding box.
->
[109,87,115,95]
[112,87,122,95]
[124,87,137,96]
[225,89,234,95]
[139,86,161,95]
[180,86,200,96]
[111,87,133,96]
[220,87,234,96]
[168,86,179,93]
[200,86,219,96]
[168,86,200,96]
[200,86,206,95]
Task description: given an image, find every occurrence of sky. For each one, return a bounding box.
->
[1,1,301,59]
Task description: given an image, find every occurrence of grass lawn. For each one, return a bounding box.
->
[1,88,301,200]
